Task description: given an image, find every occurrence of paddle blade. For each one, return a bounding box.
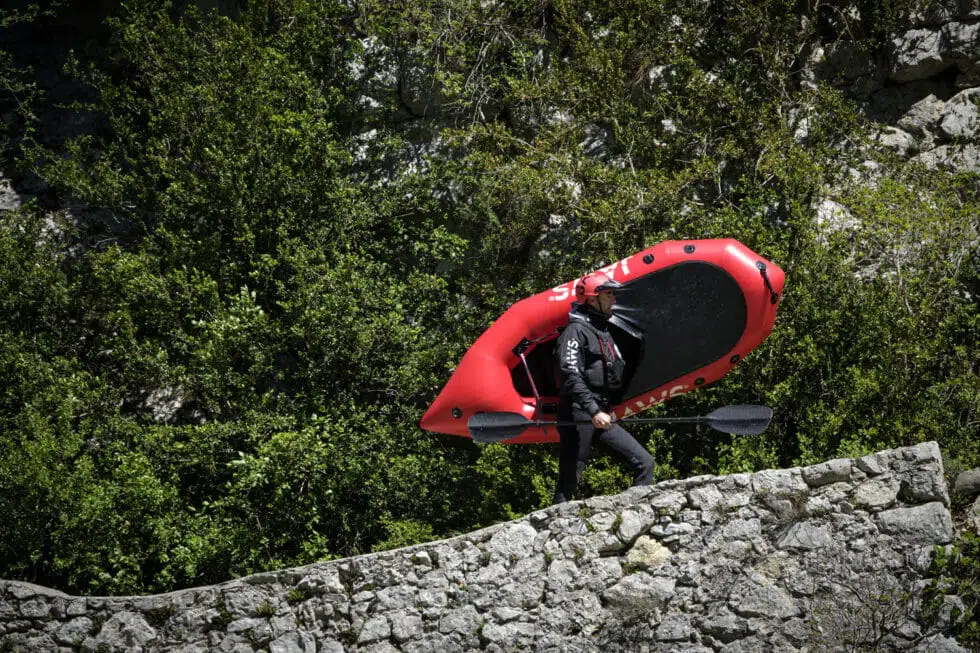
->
[467,412,534,443]
[705,404,773,435]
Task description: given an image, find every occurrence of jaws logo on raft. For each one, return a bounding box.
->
[616,384,689,418]
[548,257,633,302]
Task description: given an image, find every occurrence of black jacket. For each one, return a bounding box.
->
[556,304,625,416]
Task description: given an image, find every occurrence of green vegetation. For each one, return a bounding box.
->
[286,585,312,605]
[0,0,976,596]
[926,531,980,648]
[255,600,276,618]
[211,593,232,629]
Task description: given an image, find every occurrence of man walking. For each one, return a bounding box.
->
[553,271,655,503]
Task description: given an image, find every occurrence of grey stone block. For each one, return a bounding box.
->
[802,459,853,487]
[877,502,953,544]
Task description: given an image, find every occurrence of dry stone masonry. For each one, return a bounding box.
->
[1,442,970,652]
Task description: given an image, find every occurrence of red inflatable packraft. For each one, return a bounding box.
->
[420,239,785,444]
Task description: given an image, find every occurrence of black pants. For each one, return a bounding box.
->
[553,408,655,504]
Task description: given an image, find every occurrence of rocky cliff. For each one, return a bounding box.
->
[0,442,970,652]
[2,0,978,216]
[807,0,979,172]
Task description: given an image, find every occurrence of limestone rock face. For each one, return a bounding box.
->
[801,1,980,176]
[898,93,947,135]
[0,442,969,652]
[891,28,950,82]
[912,142,980,171]
[83,611,157,651]
[0,173,22,212]
[938,88,980,138]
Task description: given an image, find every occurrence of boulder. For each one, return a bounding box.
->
[0,174,21,212]
[938,88,980,139]
[897,93,946,135]
[875,126,918,154]
[913,143,980,172]
[891,28,948,82]
[953,468,980,497]
[970,496,980,536]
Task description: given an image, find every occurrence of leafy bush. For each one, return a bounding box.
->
[0,0,975,595]
[925,531,980,649]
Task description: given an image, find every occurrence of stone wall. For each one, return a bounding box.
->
[0,442,969,652]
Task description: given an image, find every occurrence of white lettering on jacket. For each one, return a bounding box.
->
[565,339,579,366]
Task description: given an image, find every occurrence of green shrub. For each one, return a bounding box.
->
[925,532,980,648]
[0,0,975,596]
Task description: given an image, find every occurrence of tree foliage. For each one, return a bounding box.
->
[0,0,975,594]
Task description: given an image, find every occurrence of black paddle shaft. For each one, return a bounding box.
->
[467,405,773,442]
